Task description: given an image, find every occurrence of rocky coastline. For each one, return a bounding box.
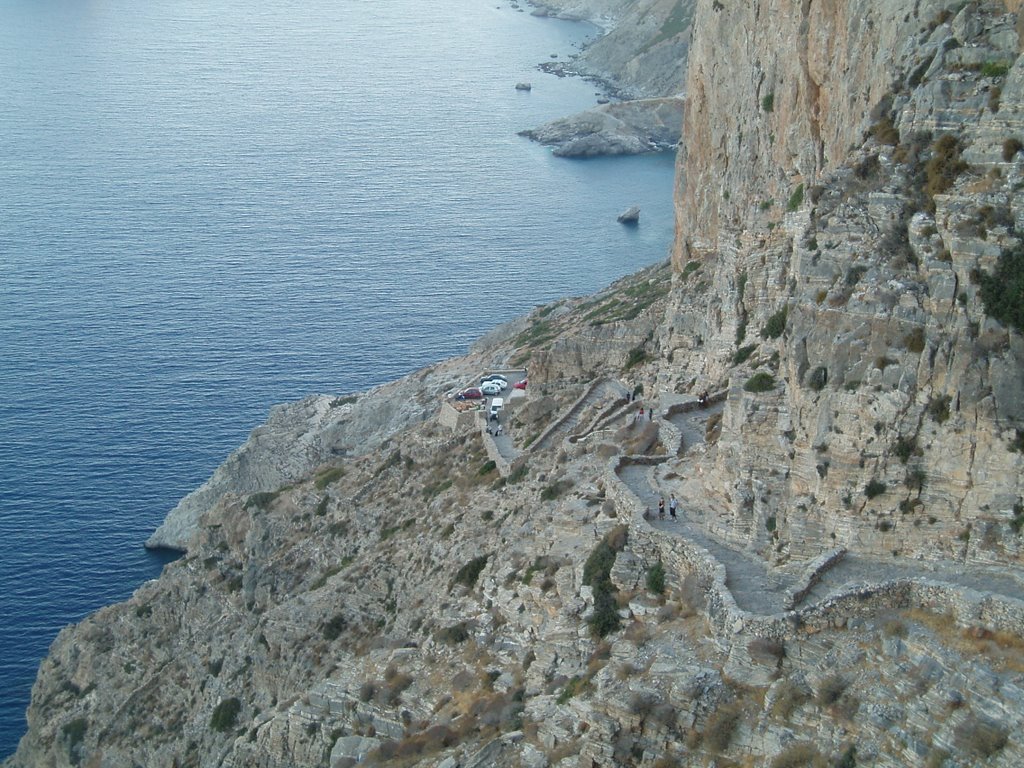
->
[8,1,1024,766]
[518,0,694,156]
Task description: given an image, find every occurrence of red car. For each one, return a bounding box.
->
[513,378,528,390]
[457,387,484,400]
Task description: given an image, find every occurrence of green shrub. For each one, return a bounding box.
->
[845,265,868,287]
[210,697,242,733]
[771,742,825,768]
[62,718,87,749]
[735,318,748,344]
[589,589,622,638]
[905,467,926,491]
[979,244,1024,332]
[786,184,805,212]
[981,61,1011,78]
[744,372,776,393]
[1010,502,1024,534]
[453,555,489,589]
[435,622,470,645]
[733,344,757,365]
[762,306,788,339]
[541,480,573,501]
[584,527,628,637]
[507,462,529,484]
[1002,137,1023,162]
[244,489,282,510]
[871,117,899,145]
[623,345,650,371]
[323,613,347,640]
[807,366,828,391]
[771,679,809,719]
[556,675,589,704]
[704,702,743,753]
[864,480,887,499]
[904,327,926,353]
[835,745,857,768]
[314,466,345,490]
[924,135,967,209]
[815,675,848,706]
[762,92,775,112]
[646,562,666,595]
[927,394,952,424]
[583,542,617,588]
[478,460,497,476]
[955,716,1008,758]
[893,435,917,464]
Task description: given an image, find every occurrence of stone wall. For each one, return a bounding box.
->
[605,454,1024,652]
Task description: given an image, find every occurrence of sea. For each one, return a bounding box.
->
[0,0,676,756]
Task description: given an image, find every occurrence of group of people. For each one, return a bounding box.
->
[486,414,503,436]
[657,494,678,520]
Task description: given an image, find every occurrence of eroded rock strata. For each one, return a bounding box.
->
[9,1,1024,767]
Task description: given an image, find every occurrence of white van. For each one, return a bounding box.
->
[489,397,504,420]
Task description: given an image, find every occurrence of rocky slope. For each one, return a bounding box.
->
[8,1,1024,767]
[523,0,694,155]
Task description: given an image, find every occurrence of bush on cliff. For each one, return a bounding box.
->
[584,526,628,637]
[979,244,1024,332]
[210,697,241,733]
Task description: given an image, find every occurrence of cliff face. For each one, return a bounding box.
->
[9,2,1024,768]
[663,0,1024,563]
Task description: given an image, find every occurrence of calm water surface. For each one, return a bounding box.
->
[0,0,676,755]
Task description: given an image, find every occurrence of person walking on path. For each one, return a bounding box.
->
[669,495,678,520]
[658,498,665,519]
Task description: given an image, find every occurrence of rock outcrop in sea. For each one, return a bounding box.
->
[8,1,1024,767]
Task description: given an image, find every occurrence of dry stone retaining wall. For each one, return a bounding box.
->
[606,455,1024,650]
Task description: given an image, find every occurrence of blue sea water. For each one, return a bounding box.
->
[0,0,676,756]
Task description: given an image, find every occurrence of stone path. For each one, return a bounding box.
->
[531,379,628,453]
[614,399,1024,616]
[620,461,797,613]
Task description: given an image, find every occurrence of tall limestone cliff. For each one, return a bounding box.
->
[660,0,1024,564]
[7,2,1024,768]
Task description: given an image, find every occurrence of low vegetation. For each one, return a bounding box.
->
[744,372,776,393]
[583,526,628,637]
[210,697,242,733]
[979,244,1024,332]
[453,555,489,589]
[761,306,788,339]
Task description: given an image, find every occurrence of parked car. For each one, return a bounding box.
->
[513,378,528,390]
[480,374,508,386]
[480,381,503,396]
[456,387,484,400]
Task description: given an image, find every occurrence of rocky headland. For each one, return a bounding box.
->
[521,0,694,156]
[8,1,1024,767]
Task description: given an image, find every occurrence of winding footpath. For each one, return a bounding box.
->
[614,396,1024,617]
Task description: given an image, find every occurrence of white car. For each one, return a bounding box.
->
[480,380,504,396]
[480,374,508,388]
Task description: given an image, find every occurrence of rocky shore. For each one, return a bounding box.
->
[519,0,694,156]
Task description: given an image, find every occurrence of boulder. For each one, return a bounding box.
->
[617,206,640,224]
